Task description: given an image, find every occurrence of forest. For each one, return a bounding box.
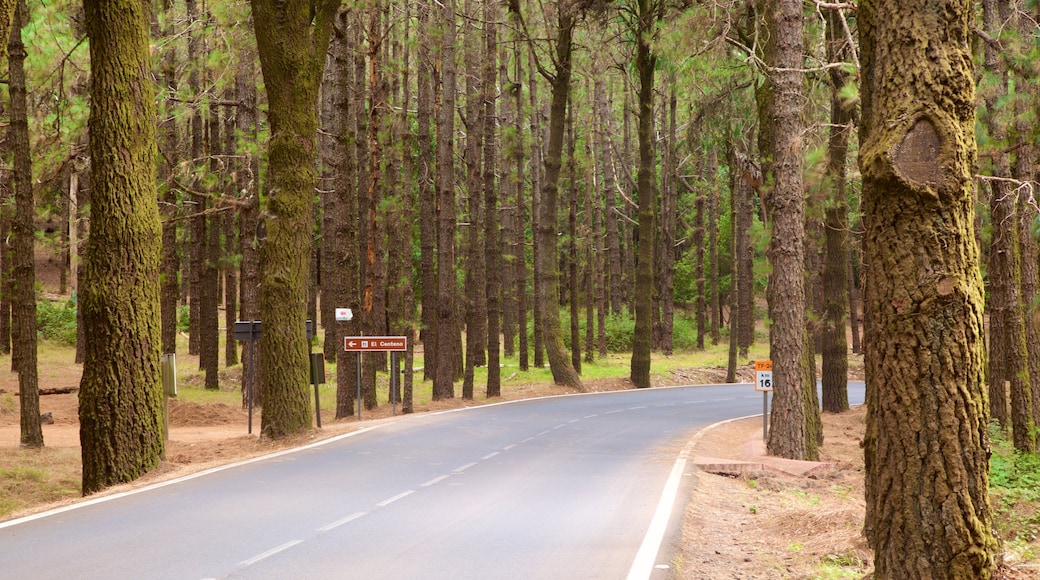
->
[1,0,1037,576]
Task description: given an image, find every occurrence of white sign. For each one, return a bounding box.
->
[754,360,773,392]
[335,308,353,321]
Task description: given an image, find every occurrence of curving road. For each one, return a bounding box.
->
[0,382,865,580]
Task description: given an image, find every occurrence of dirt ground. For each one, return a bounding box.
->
[2,362,1038,578]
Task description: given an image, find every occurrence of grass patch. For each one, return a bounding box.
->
[0,448,81,519]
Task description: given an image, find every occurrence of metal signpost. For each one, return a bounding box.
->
[754,360,773,441]
[234,320,315,434]
[344,336,408,419]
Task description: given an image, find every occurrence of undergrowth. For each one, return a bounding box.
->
[989,423,1040,557]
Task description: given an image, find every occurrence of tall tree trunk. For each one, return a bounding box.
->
[484,0,502,398]
[251,0,340,437]
[80,0,164,492]
[223,104,239,368]
[417,0,437,383]
[658,76,677,356]
[515,40,529,372]
[186,0,202,357]
[860,0,998,576]
[499,34,517,361]
[462,0,486,400]
[362,3,387,410]
[734,153,755,359]
[693,182,706,350]
[9,0,41,448]
[322,7,360,418]
[708,150,720,345]
[761,0,820,460]
[530,52,545,370]
[235,33,262,410]
[820,5,852,414]
[567,106,581,374]
[433,0,459,400]
[158,0,180,357]
[534,12,582,390]
[982,0,1033,449]
[596,76,622,318]
[200,104,220,390]
[629,0,657,390]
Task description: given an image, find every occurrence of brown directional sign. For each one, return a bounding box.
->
[344,336,408,352]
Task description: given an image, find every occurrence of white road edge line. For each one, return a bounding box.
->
[626,450,689,580]
[453,462,477,473]
[239,539,303,567]
[482,451,500,460]
[318,512,366,532]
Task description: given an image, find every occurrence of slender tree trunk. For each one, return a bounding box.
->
[567,106,581,374]
[515,43,529,372]
[462,0,486,400]
[820,6,852,414]
[158,0,180,357]
[235,34,261,409]
[629,0,657,390]
[708,151,721,345]
[693,183,706,350]
[499,36,517,361]
[484,0,502,398]
[9,0,41,448]
[596,76,622,318]
[860,0,998,575]
[417,0,436,384]
[433,0,459,400]
[530,53,545,370]
[80,0,164,491]
[982,0,1033,449]
[735,153,755,359]
[658,76,677,356]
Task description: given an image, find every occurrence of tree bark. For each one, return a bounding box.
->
[484,0,502,398]
[629,0,657,390]
[251,0,340,437]
[734,153,755,359]
[462,0,486,400]
[820,5,852,414]
[80,0,164,492]
[760,0,819,461]
[534,12,582,390]
[860,0,998,576]
[9,0,41,448]
[433,0,459,400]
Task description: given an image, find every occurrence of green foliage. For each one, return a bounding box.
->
[36,298,77,346]
[989,423,1040,544]
[178,304,190,332]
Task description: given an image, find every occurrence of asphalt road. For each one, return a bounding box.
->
[0,382,866,580]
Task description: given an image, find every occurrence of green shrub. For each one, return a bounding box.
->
[178,304,190,332]
[36,298,77,346]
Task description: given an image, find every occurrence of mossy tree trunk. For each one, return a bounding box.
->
[251,0,340,438]
[535,11,582,390]
[79,0,164,493]
[859,0,998,576]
